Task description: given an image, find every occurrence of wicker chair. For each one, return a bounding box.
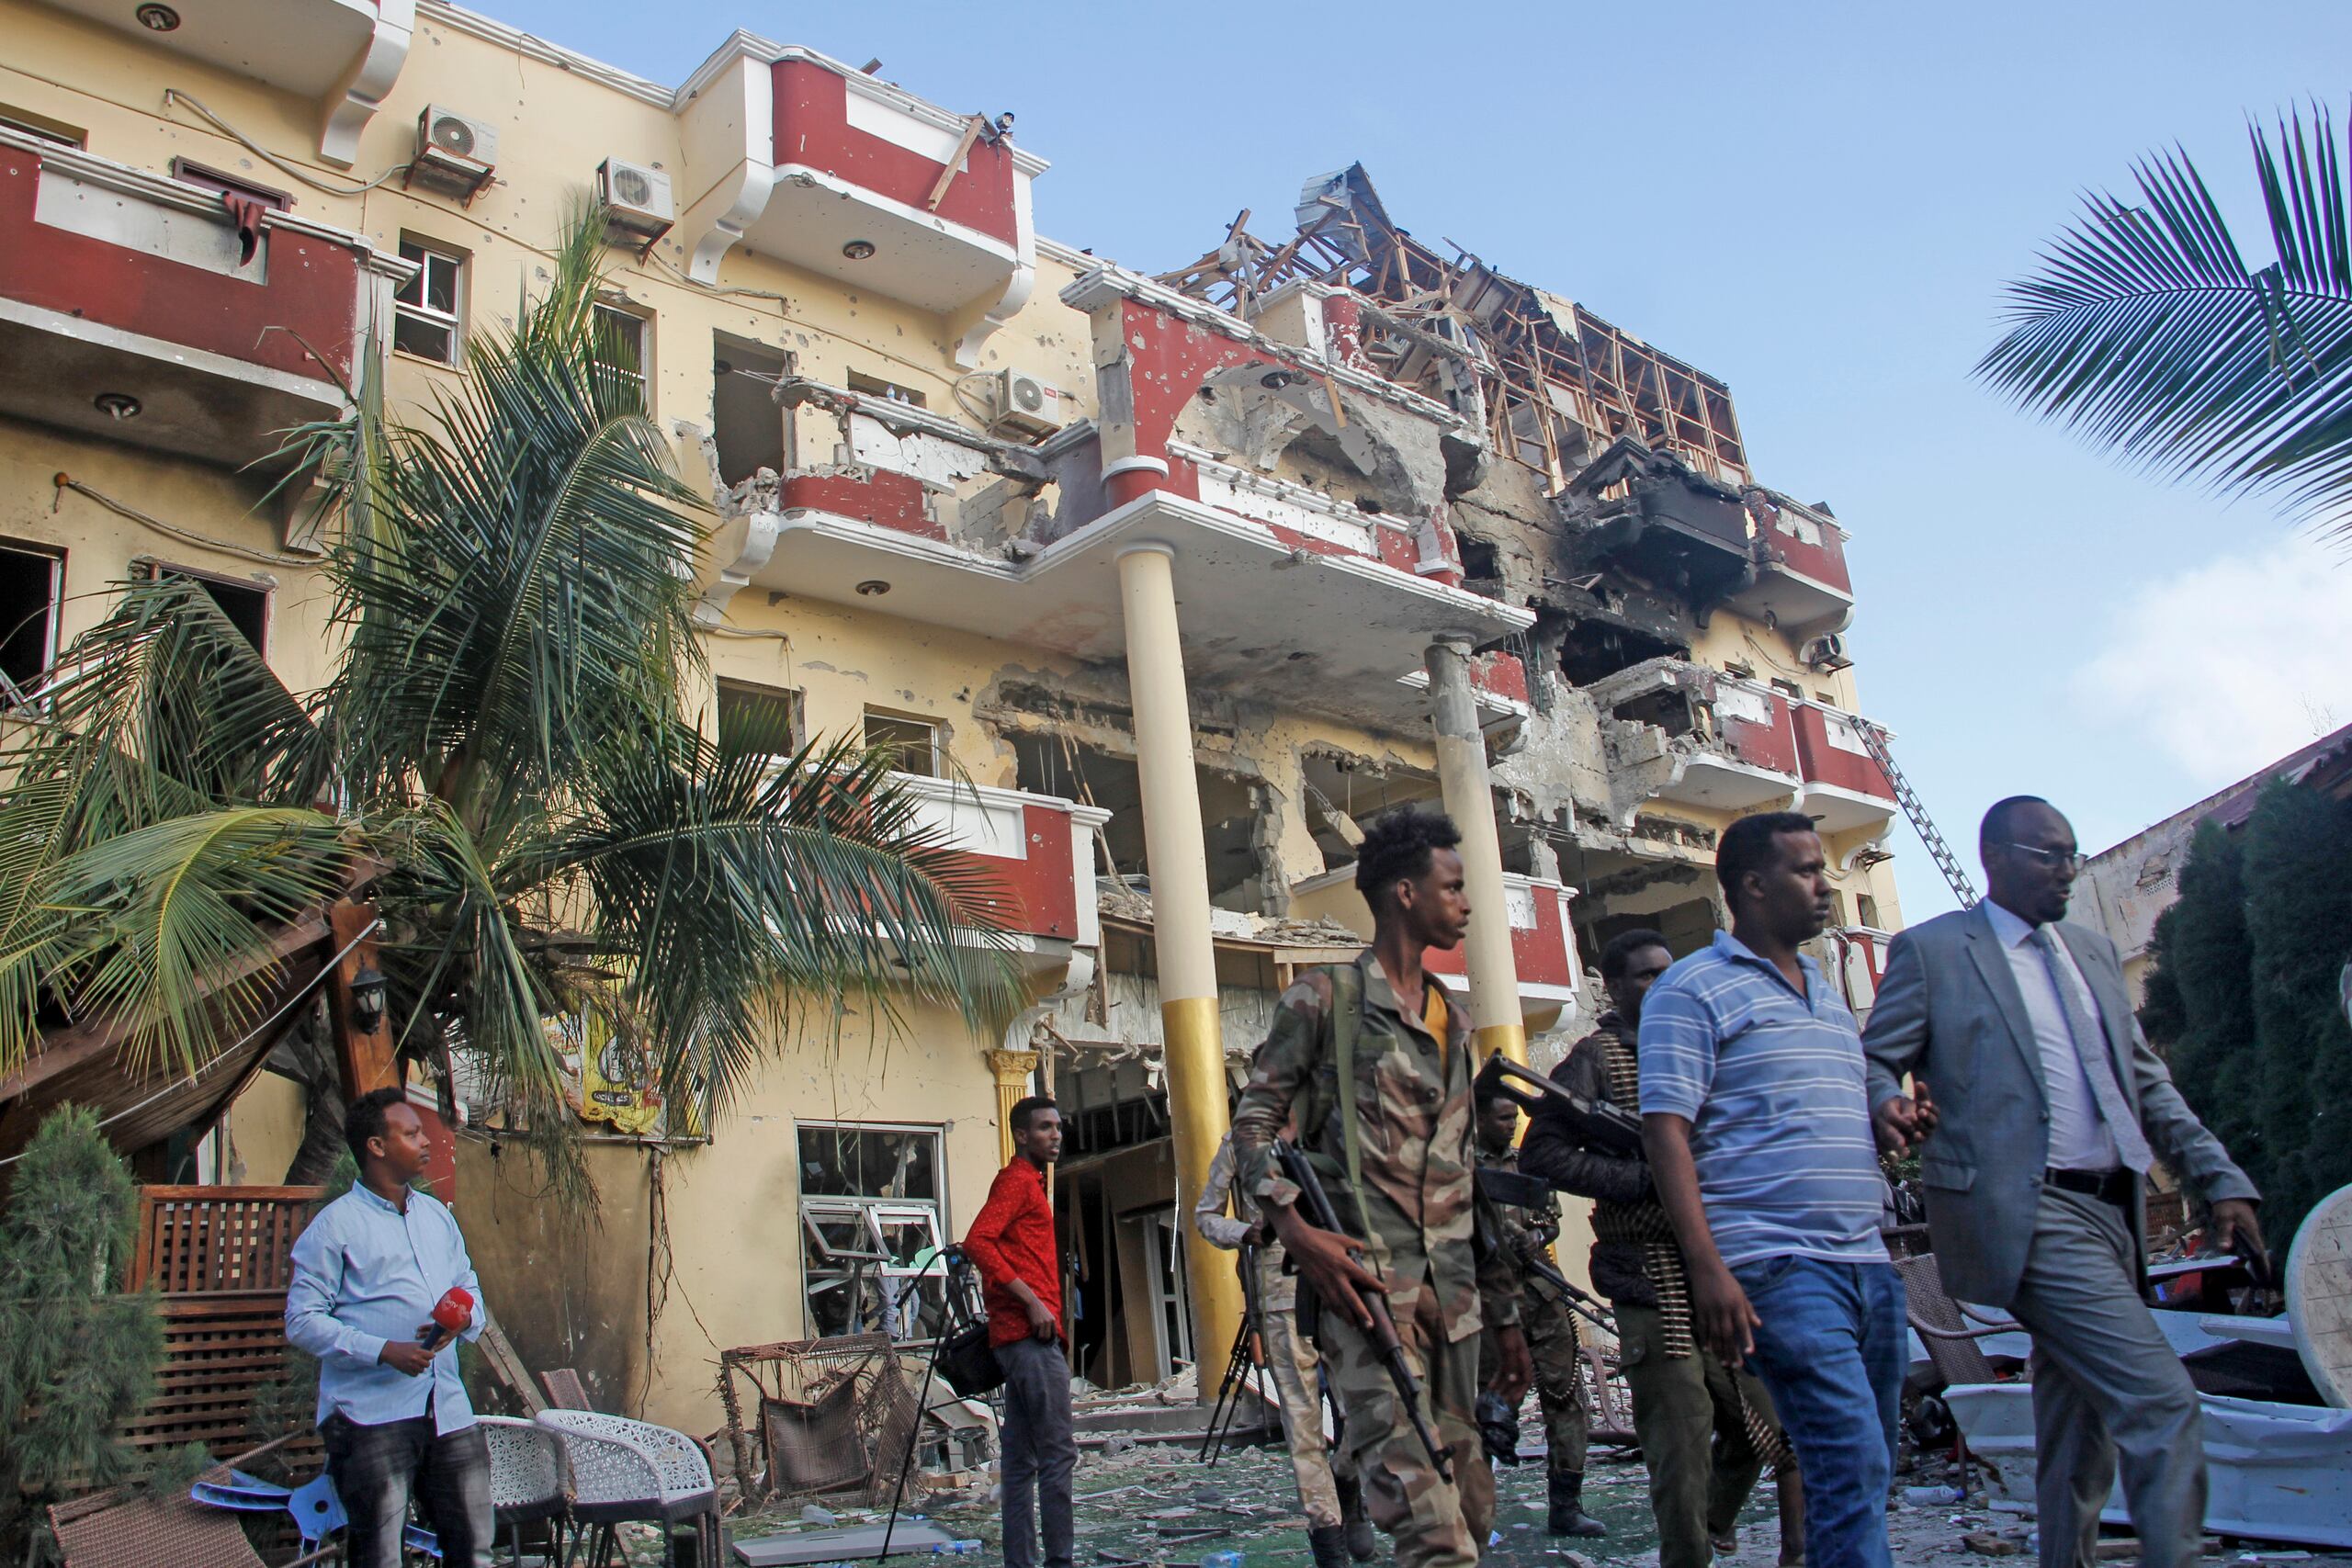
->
[49,1468,335,1568]
[536,1408,721,1568]
[481,1414,571,1564]
[1892,1253,2023,1389]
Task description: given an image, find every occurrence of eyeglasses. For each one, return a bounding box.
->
[1999,842,2086,874]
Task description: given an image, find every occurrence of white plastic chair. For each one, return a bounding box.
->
[479,1416,569,1564]
[533,1409,719,1568]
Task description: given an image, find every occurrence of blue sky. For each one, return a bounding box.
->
[491,0,2352,920]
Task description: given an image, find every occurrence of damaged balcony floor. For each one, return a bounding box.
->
[669,1434,2352,1568]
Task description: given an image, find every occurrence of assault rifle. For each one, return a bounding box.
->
[1474,1054,1644,1157]
[1273,1138,1455,1483]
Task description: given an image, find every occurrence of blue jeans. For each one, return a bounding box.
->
[1731,1256,1905,1568]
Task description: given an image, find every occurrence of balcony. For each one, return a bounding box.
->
[1291,867,1581,1031]
[1792,703,1897,836]
[1591,657,1802,815]
[1569,440,1758,619]
[674,39,1044,361]
[37,0,413,166]
[1724,492,1854,636]
[893,773,1110,974]
[0,132,409,468]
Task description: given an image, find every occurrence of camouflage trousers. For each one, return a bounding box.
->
[1318,1280,1489,1568]
[1256,1250,1346,1529]
[1480,1280,1588,1474]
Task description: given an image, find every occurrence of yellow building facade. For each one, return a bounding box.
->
[0,0,1906,1431]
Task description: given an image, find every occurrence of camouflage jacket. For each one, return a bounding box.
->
[1230,948,1518,1342]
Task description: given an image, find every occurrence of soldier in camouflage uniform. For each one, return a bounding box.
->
[1232,808,1532,1568]
[1194,1131,1374,1565]
[1473,1085,1608,1538]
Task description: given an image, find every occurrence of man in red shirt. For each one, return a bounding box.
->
[964,1095,1073,1568]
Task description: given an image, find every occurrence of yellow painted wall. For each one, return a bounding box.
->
[4,0,1903,1429]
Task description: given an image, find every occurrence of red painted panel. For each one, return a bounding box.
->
[772,62,1017,248]
[1720,691,1801,776]
[781,469,939,538]
[1474,651,1530,706]
[0,155,362,381]
[1758,510,1851,596]
[1421,885,1573,989]
[1119,299,1272,468]
[944,804,1080,942]
[1792,705,1893,799]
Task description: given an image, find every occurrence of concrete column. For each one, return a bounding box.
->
[1426,637,1527,1066]
[1114,543,1244,1384]
[985,1048,1042,1167]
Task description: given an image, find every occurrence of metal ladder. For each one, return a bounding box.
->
[1857,721,1977,908]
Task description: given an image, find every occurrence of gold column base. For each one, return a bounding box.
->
[1476,1021,1530,1066]
[1161,994,1244,1395]
[987,1048,1042,1168]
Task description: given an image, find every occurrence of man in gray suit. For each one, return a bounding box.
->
[1862,796,2263,1568]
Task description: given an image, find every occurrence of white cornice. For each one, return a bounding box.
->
[427,7,1047,175]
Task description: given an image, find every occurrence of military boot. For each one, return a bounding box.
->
[1547,1470,1608,1538]
[1336,1473,1377,1562]
[1308,1525,1352,1568]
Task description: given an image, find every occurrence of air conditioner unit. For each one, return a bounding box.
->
[411,106,497,200]
[983,369,1065,442]
[1801,632,1853,672]
[597,158,674,243]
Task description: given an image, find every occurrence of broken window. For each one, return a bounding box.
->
[1458,535,1502,584]
[1856,893,1881,930]
[864,709,940,777]
[797,1122,947,1341]
[0,541,61,707]
[145,564,266,655]
[712,335,788,486]
[394,237,465,366]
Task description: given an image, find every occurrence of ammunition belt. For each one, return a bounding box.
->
[1595,1033,1788,1470]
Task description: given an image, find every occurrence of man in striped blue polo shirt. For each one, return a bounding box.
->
[1638,811,1905,1568]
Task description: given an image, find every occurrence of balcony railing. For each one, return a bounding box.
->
[890,772,1110,957]
[0,131,410,466]
[1591,657,1803,814]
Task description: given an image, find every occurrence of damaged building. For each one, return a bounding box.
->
[0,0,1904,1431]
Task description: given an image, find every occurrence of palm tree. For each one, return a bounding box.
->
[1977,102,2352,536]
[0,210,1013,1192]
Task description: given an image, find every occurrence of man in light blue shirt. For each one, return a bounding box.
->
[1639,812,1905,1568]
[287,1088,492,1567]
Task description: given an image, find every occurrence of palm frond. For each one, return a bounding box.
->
[35,807,349,1078]
[317,205,707,815]
[530,728,1019,1117]
[1978,100,2352,534]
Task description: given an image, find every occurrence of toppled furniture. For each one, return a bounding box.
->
[716,1334,924,1506]
[49,1461,336,1568]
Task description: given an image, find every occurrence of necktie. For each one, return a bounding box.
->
[2028,925,2153,1174]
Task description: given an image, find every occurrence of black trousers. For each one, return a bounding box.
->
[322,1411,493,1568]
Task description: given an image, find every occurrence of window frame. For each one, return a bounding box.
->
[863,707,941,778]
[169,159,293,212]
[0,537,63,709]
[141,560,269,657]
[393,236,467,367]
[0,107,85,149]
[593,299,651,412]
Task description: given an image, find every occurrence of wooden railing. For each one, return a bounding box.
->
[123,1185,324,1455]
